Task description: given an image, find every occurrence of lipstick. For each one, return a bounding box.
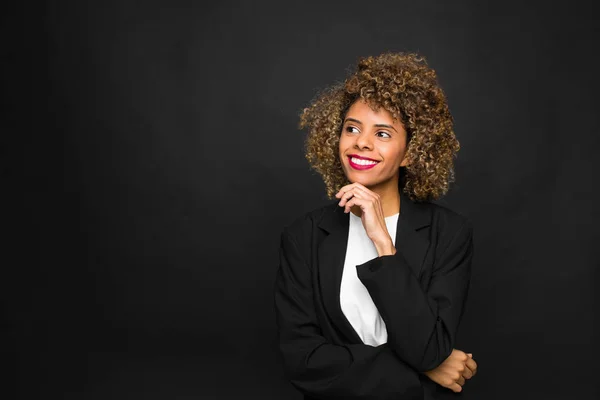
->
[348,155,379,170]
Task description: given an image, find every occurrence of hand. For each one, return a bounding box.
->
[422,349,478,393]
[335,183,394,255]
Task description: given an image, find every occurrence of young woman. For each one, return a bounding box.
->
[274,52,477,400]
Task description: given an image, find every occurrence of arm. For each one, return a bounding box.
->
[356,220,474,372]
[274,229,423,400]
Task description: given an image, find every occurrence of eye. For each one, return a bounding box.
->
[345,126,359,134]
[376,131,391,138]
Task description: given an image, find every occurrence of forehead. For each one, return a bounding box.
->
[345,100,400,125]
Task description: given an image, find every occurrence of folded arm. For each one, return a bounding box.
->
[274,229,423,399]
[356,220,474,372]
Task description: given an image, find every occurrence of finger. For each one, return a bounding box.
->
[342,186,376,202]
[344,182,368,192]
[344,191,377,213]
[336,183,356,195]
[335,182,362,198]
[338,188,358,206]
[337,182,378,201]
[335,184,354,199]
[345,190,365,210]
[348,186,381,211]
[449,383,462,393]
[350,182,376,196]
[348,192,376,213]
[457,376,465,387]
[461,365,474,380]
[344,197,362,213]
[466,366,477,378]
[339,187,382,216]
[454,350,468,362]
[465,357,476,369]
[465,358,477,375]
[344,195,372,214]
[356,186,382,205]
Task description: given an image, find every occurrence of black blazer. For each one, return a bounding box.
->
[274,190,474,400]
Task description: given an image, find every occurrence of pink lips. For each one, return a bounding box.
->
[348,156,379,170]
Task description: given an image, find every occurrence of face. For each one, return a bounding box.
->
[338,99,409,193]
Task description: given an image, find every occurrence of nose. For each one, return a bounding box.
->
[354,132,373,150]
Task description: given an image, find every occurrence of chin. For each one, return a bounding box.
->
[348,176,377,188]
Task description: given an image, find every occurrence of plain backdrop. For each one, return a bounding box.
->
[3,1,598,399]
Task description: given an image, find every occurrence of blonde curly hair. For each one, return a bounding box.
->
[299,52,460,202]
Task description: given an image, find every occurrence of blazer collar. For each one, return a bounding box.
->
[316,189,432,345]
[318,190,431,235]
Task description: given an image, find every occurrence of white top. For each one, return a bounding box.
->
[340,211,399,347]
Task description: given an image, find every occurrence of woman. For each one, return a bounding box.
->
[274,52,477,400]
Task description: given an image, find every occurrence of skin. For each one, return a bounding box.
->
[335,99,478,392]
[423,349,478,393]
[337,99,409,256]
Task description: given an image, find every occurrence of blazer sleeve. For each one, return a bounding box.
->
[274,228,423,400]
[356,219,474,373]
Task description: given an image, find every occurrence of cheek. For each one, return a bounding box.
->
[387,148,406,167]
[338,138,348,156]
[337,148,344,163]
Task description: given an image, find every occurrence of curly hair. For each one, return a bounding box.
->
[299,52,460,202]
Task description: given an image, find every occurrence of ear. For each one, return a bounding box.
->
[399,154,410,167]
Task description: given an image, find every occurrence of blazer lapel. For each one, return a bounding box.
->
[395,190,432,278]
[316,190,432,345]
[317,202,363,344]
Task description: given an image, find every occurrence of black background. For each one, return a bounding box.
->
[3,1,598,399]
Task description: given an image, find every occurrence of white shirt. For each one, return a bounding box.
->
[339,211,399,347]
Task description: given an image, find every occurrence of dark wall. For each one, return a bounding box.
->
[3,1,598,399]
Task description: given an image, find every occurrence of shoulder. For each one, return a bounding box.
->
[278,201,338,261]
[427,201,474,250]
[429,201,472,230]
[281,200,337,239]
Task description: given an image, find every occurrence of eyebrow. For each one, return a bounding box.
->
[344,117,398,132]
